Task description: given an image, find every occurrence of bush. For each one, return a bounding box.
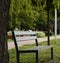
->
[7,31,12,35]
[36,31,45,37]
[44,31,53,36]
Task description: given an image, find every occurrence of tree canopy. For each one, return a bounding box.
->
[8,0,60,31]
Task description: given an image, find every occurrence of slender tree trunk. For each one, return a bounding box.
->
[0,0,10,63]
[47,9,50,45]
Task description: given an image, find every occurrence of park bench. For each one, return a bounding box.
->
[12,30,53,63]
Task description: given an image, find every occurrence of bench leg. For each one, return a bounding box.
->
[51,47,53,59]
[36,51,39,63]
[17,53,20,63]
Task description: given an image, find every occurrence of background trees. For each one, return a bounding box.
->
[8,0,60,32]
[8,0,47,31]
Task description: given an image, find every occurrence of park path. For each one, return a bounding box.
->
[8,35,60,50]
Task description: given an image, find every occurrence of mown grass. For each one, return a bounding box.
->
[9,39,60,63]
[7,39,13,42]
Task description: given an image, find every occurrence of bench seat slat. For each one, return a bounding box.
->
[21,46,53,51]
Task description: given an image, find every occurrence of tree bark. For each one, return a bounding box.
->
[0,0,10,63]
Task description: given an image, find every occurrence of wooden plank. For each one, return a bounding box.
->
[24,46,53,51]
[14,30,36,35]
[16,36,37,42]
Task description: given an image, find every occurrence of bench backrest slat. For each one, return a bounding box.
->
[16,36,37,42]
[14,31,36,35]
[13,30,37,42]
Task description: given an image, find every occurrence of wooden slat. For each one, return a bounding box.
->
[14,30,36,35]
[16,36,37,42]
[24,46,53,51]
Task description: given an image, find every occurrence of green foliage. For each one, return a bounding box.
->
[8,0,21,30]
[36,31,45,37]
[36,9,47,30]
[45,31,53,36]
[46,0,53,10]
[53,0,60,9]
[8,0,60,31]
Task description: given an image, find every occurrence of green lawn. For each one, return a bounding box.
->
[9,39,60,63]
[7,39,13,42]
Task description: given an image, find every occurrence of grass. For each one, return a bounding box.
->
[9,39,60,63]
[7,39,13,42]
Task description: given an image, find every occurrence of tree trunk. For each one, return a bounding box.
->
[0,0,10,63]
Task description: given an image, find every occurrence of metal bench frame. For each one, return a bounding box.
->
[12,30,53,63]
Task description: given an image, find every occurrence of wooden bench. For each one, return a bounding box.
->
[12,30,53,63]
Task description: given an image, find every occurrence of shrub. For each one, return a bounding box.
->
[44,31,53,36]
[36,31,45,37]
[7,31,12,35]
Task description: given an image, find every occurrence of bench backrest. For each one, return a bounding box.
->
[13,30,37,42]
[12,30,38,51]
